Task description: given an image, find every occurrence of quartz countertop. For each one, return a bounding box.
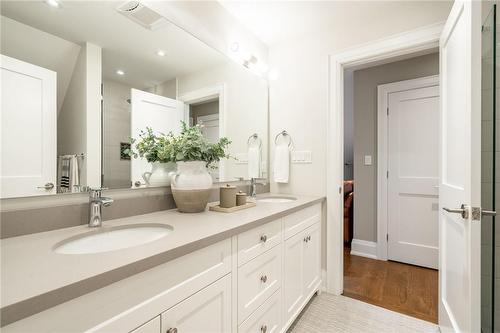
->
[1,194,324,326]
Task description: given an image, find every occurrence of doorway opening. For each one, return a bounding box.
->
[342,52,440,323]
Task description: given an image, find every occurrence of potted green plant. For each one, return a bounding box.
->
[128,122,231,212]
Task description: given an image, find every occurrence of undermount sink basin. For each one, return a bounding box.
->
[54,223,173,255]
[257,196,297,203]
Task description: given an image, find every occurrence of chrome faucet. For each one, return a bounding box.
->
[89,188,113,228]
[250,178,267,198]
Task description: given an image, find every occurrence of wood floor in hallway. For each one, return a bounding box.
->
[343,247,438,323]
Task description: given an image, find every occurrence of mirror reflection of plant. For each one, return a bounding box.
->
[126,121,232,168]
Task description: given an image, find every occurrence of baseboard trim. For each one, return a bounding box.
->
[350,239,378,259]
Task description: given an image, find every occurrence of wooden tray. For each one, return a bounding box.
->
[209,201,256,213]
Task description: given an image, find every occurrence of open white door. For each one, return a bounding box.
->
[130,89,185,187]
[0,55,57,198]
[439,1,481,332]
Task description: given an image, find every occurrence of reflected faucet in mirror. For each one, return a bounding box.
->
[88,188,114,228]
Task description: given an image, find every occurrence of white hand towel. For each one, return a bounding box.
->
[248,146,261,179]
[69,155,80,192]
[274,145,290,183]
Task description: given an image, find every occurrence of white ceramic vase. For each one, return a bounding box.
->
[142,162,176,187]
[171,161,213,213]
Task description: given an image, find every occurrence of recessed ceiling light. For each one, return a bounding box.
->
[45,0,61,8]
[156,50,166,57]
[116,70,125,76]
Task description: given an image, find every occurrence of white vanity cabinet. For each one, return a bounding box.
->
[130,317,161,333]
[161,275,232,333]
[282,208,322,330]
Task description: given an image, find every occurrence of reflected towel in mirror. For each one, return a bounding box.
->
[248,146,261,179]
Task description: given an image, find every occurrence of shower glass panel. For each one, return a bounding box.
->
[482,4,496,333]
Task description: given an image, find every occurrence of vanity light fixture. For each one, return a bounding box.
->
[116,70,125,76]
[156,50,166,57]
[45,0,61,8]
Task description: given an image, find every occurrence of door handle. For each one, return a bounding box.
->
[442,204,468,219]
[37,182,54,190]
[482,210,496,217]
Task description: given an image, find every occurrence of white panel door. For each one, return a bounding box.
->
[283,231,304,329]
[302,223,321,296]
[0,55,56,198]
[130,88,185,187]
[161,274,231,333]
[439,1,481,332]
[387,85,440,269]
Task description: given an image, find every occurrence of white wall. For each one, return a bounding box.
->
[177,61,269,181]
[268,7,451,196]
[0,15,80,113]
[58,42,101,188]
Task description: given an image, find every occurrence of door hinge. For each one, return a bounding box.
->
[387,107,389,116]
[386,170,389,178]
[386,234,389,241]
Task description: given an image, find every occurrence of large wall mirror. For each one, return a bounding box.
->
[0,1,269,199]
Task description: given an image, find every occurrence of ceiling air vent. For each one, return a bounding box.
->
[116,1,168,31]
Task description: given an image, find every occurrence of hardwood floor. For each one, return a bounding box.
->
[343,246,438,323]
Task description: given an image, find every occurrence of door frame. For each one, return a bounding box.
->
[326,22,444,294]
[376,75,439,261]
[178,84,226,180]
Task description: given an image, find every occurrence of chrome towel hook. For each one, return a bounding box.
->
[274,130,292,147]
[247,133,262,149]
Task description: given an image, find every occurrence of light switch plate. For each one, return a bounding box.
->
[364,155,372,166]
[291,150,312,164]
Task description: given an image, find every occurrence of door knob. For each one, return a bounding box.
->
[442,204,468,219]
[37,182,54,190]
[260,275,268,283]
[261,325,268,333]
[260,235,268,243]
[166,328,177,333]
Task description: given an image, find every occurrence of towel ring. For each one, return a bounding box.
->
[275,130,292,147]
[247,133,262,149]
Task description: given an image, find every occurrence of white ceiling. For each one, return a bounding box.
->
[219,1,453,47]
[0,1,226,88]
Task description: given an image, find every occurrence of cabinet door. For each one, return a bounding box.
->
[161,275,231,333]
[282,230,304,327]
[303,223,321,297]
[130,316,161,333]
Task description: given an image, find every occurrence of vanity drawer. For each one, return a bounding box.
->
[237,219,281,266]
[283,204,321,239]
[238,290,281,333]
[238,245,281,322]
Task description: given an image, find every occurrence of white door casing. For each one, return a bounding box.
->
[130,88,185,187]
[439,1,481,332]
[377,76,440,269]
[0,55,57,198]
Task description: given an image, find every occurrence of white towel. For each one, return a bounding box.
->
[273,145,290,183]
[58,155,81,193]
[248,146,261,179]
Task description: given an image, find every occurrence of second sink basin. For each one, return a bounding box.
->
[54,223,173,255]
[258,196,297,203]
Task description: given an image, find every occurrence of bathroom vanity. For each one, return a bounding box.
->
[1,196,324,332]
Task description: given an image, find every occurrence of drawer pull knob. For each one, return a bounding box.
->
[308,235,311,241]
[260,235,268,243]
[167,328,178,333]
[304,237,308,243]
[261,325,268,333]
[260,275,268,283]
